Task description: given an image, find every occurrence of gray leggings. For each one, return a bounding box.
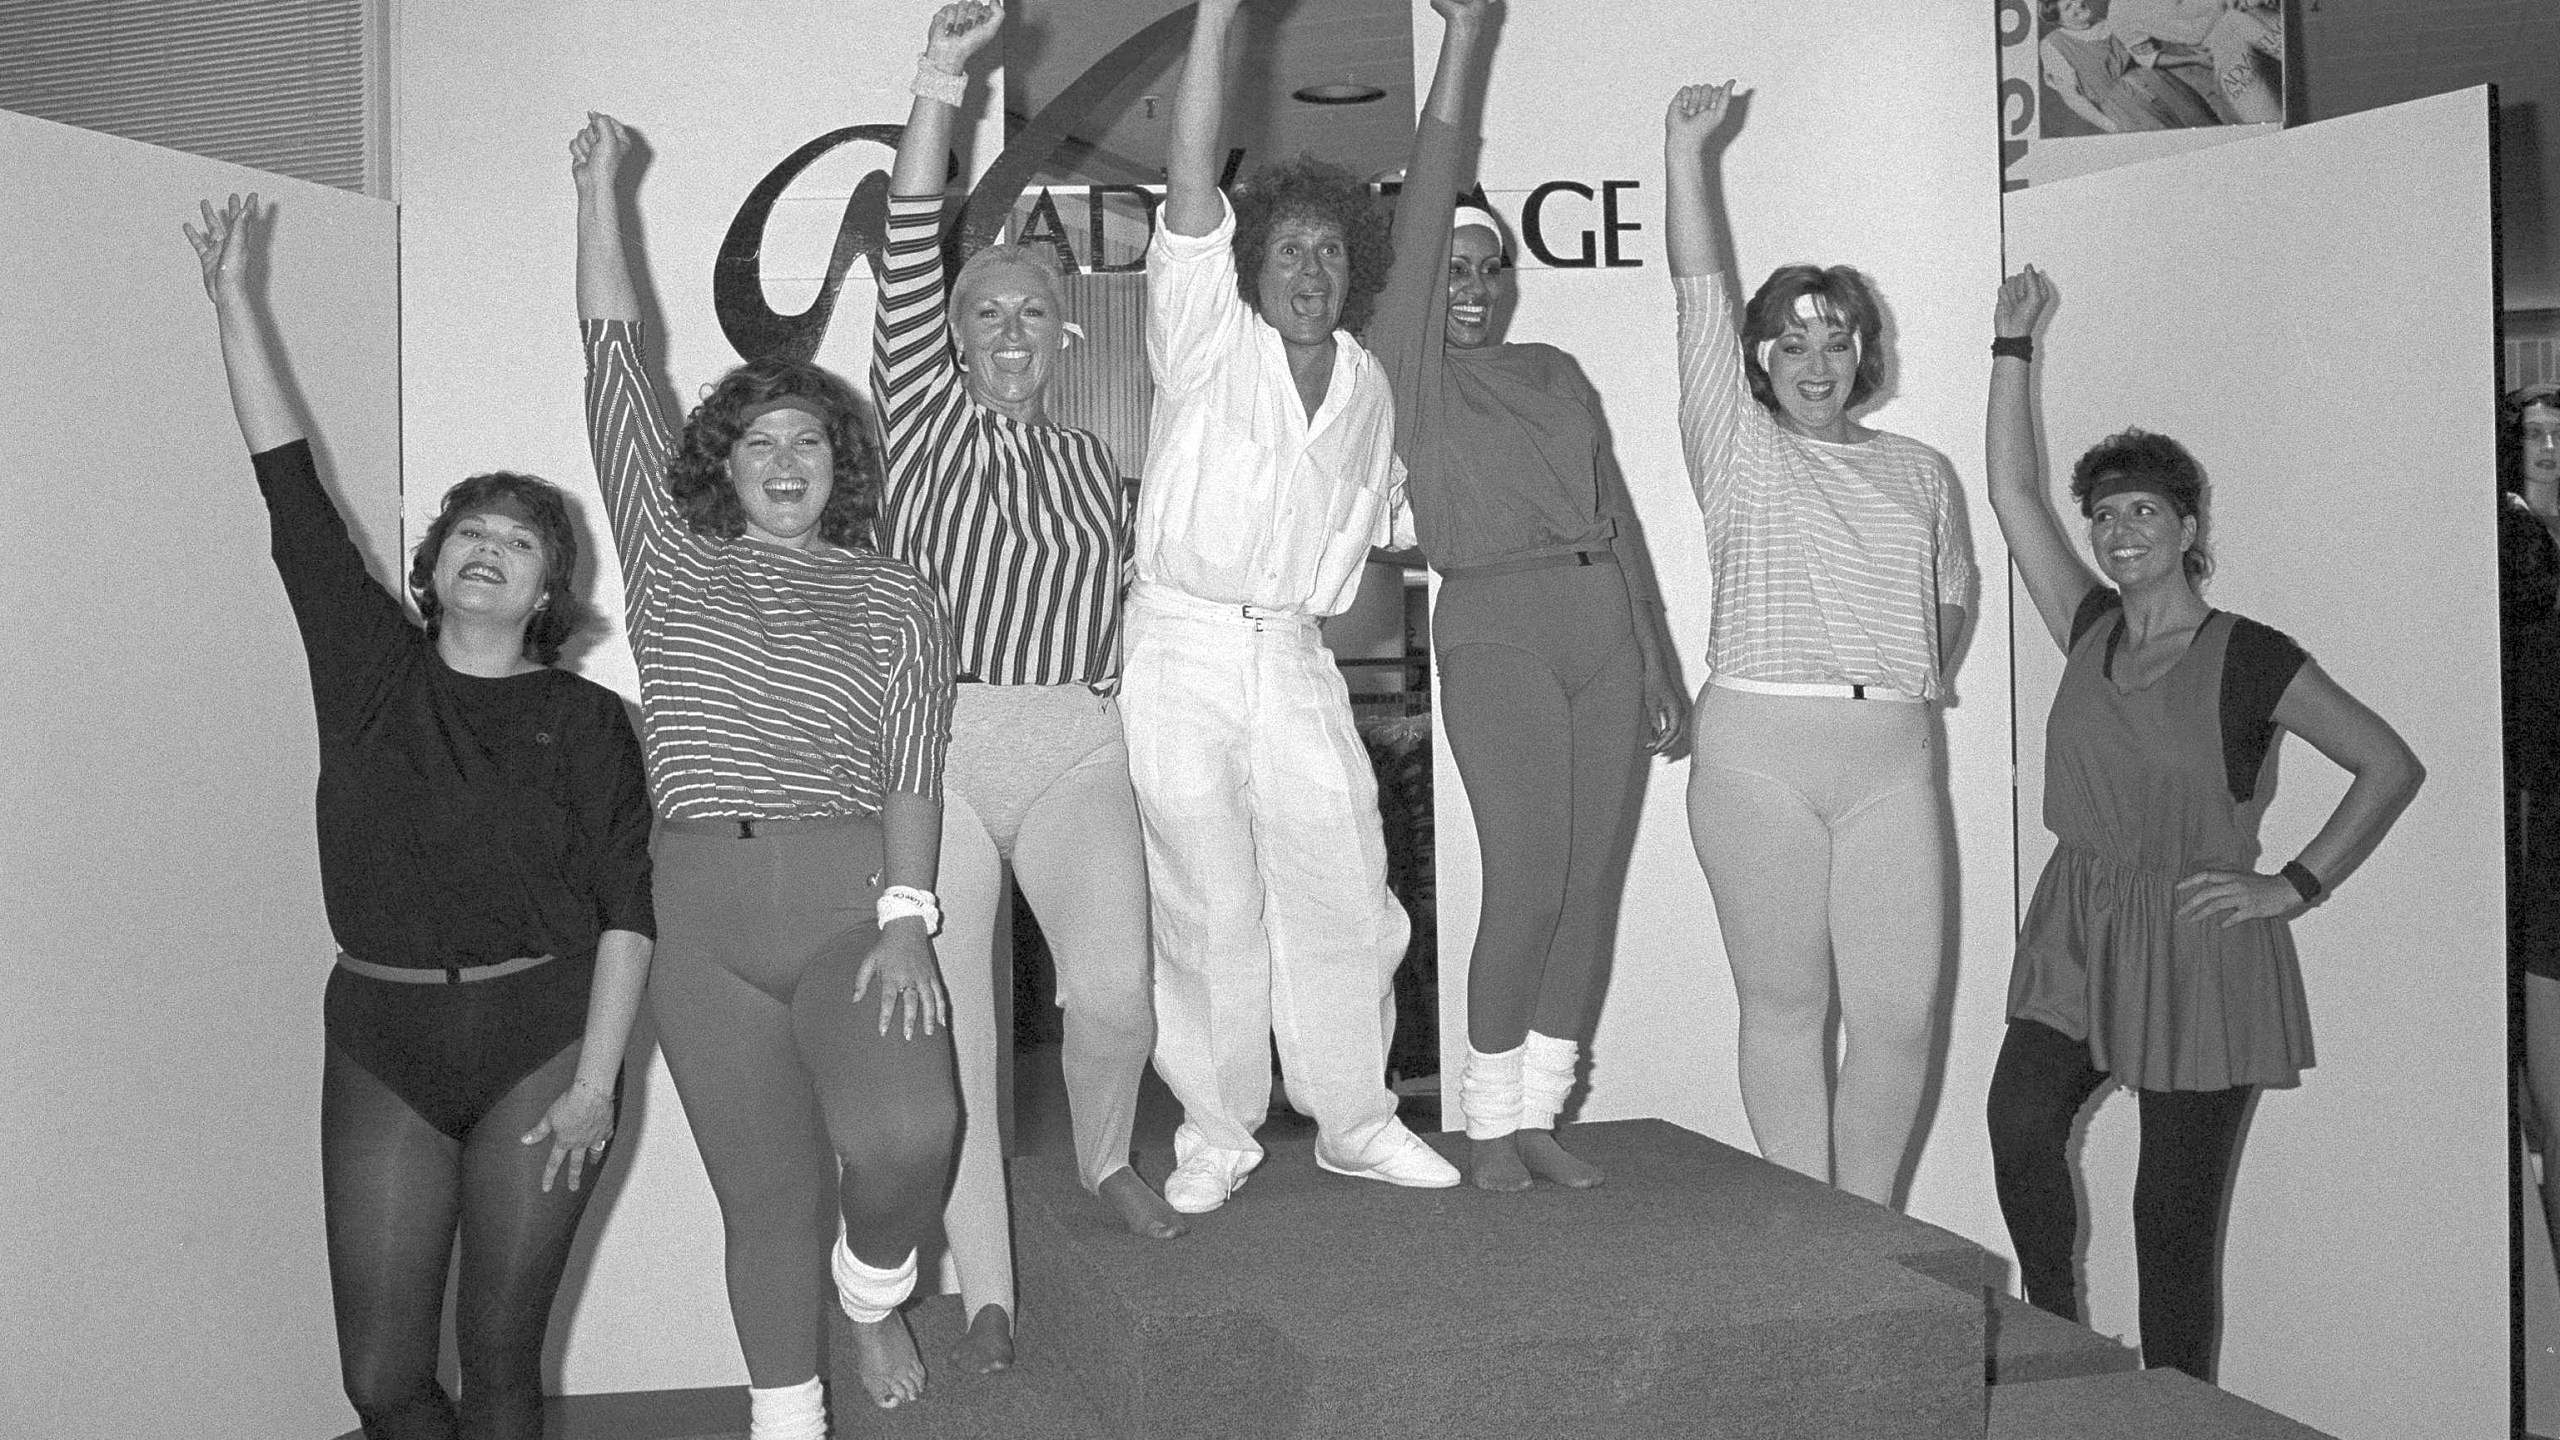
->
[1436,559,1647,1052]
[649,816,960,1388]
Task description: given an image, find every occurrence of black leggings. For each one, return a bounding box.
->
[1985,1017,2255,1382]
[323,1035,607,1440]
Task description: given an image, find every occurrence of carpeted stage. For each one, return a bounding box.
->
[517,1120,2338,1439]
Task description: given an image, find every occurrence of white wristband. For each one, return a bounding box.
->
[912,58,966,108]
[876,884,942,935]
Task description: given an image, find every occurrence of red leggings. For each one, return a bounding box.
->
[650,816,960,1387]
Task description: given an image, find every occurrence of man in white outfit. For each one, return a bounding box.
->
[1119,0,1460,1214]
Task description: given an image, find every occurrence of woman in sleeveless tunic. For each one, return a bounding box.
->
[1981,267,2423,1381]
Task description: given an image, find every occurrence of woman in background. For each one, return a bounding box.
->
[575,114,961,1433]
[1371,0,1685,1193]
[190,194,654,1440]
[1662,80,1976,1206]
[2504,383,2560,1285]
[1981,266,2421,1380]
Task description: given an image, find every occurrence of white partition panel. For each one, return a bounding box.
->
[1,109,400,1439]
[2006,88,2503,1439]
[1420,0,2015,1243]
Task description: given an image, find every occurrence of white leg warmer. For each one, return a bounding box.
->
[1519,1031,1580,1132]
[746,1376,826,1440]
[1459,1044,1524,1140]
[832,1238,919,1325]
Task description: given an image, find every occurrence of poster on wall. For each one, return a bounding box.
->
[1999,0,2291,190]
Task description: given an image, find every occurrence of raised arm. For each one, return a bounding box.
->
[1662,82,1738,279]
[892,1,1002,197]
[1985,267,2099,650]
[573,113,642,324]
[1163,0,1244,238]
[186,195,302,453]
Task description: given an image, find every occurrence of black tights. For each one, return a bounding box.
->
[323,1038,604,1440]
[1985,1018,2254,1382]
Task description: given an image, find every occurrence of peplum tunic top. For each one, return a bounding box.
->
[2008,587,2314,1091]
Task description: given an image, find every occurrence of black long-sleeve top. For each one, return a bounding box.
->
[253,441,654,971]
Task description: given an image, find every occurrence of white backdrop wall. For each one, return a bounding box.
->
[393,0,1004,1393]
[1418,0,2018,1247]
[2004,89,2504,1437]
[1,110,400,1438]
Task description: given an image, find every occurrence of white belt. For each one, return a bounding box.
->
[1711,674,1923,703]
[1130,581,1319,628]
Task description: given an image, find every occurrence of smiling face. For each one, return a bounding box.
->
[2086,488,2197,590]
[430,510,550,630]
[954,260,1066,422]
[1765,312,1861,439]
[1255,213,1351,349]
[726,407,836,548]
[1444,224,1507,350]
[2524,402,2560,490]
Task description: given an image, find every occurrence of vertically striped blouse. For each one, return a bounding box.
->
[871,193,1131,686]
[1673,273,1975,701]
[584,320,954,819]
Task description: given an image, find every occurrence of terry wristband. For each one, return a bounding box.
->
[877,884,943,935]
[2278,860,2323,905]
[1991,335,2034,362]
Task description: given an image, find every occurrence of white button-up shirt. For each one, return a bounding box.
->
[1136,194,1412,619]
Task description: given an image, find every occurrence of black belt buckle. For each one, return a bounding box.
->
[1851,684,1868,700]
[1575,551,1594,566]
[737,818,756,839]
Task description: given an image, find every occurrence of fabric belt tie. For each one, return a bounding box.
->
[658,813,872,840]
[1711,674,1923,703]
[1439,549,1618,581]
[336,950,555,986]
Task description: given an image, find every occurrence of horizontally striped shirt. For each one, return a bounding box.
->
[871,193,1130,685]
[583,320,953,818]
[1673,273,1974,701]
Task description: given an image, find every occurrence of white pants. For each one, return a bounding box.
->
[1119,584,1407,1164]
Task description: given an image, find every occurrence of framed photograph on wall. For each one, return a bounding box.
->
[1999,0,2293,189]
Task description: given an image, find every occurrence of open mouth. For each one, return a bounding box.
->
[458,562,506,585]
[1289,290,1334,320]
[1795,380,1837,403]
[1449,304,1487,327]
[986,347,1037,375]
[763,479,809,503]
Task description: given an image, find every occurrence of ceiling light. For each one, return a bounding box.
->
[1292,81,1386,106]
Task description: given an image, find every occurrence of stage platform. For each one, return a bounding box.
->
[440,1118,2338,1439]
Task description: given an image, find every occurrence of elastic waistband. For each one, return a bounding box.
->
[1130,581,1319,627]
[336,950,555,985]
[956,673,1120,697]
[1440,548,1617,581]
[1711,674,1923,703]
[657,813,875,839]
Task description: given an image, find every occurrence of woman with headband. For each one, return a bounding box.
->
[1982,266,2420,1379]
[870,0,1183,1378]
[574,113,960,1432]
[1662,81,1976,1206]
[1371,0,1685,1192]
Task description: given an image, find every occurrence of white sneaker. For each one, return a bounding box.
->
[1164,1140,1259,1215]
[1315,1123,1461,1189]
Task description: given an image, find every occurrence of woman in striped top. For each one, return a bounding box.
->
[1663,83,1976,1206]
[574,114,960,1431]
[871,0,1181,1379]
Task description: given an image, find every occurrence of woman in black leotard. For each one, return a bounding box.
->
[188,194,655,1440]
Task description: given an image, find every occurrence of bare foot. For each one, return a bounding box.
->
[1517,1128,1603,1188]
[1099,1166,1188,1239]
[849,1311,926,1408]
[1471,1134,1531,1192]
[949,1302,1015,1375]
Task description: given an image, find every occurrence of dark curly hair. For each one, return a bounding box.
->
[666,359,880,548]
[1229,156,1393,337]
[2070,427,2212,581]
[2502,384,2560,499]
[1741,264,1889,415]
[409,472,585,665]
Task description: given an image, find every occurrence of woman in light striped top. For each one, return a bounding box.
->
[574,114,960,1432]
[870,0,1182,1380]
[1663,83,1975,1206]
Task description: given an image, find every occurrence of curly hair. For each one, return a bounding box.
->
[666,359,881,548]
[2502,384,2560,499]
[1229,156,1393,337]
[1740,264,1890,415]
[2069,427,2213,581]
[408,472,585,665]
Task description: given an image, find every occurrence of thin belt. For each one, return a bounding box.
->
[1711,674,1923,703]
[657,813,873,839]
[955,673,1120,697]
[1439,548,1617,581]
[335,950,555,986]
[1129,580,1318,628]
